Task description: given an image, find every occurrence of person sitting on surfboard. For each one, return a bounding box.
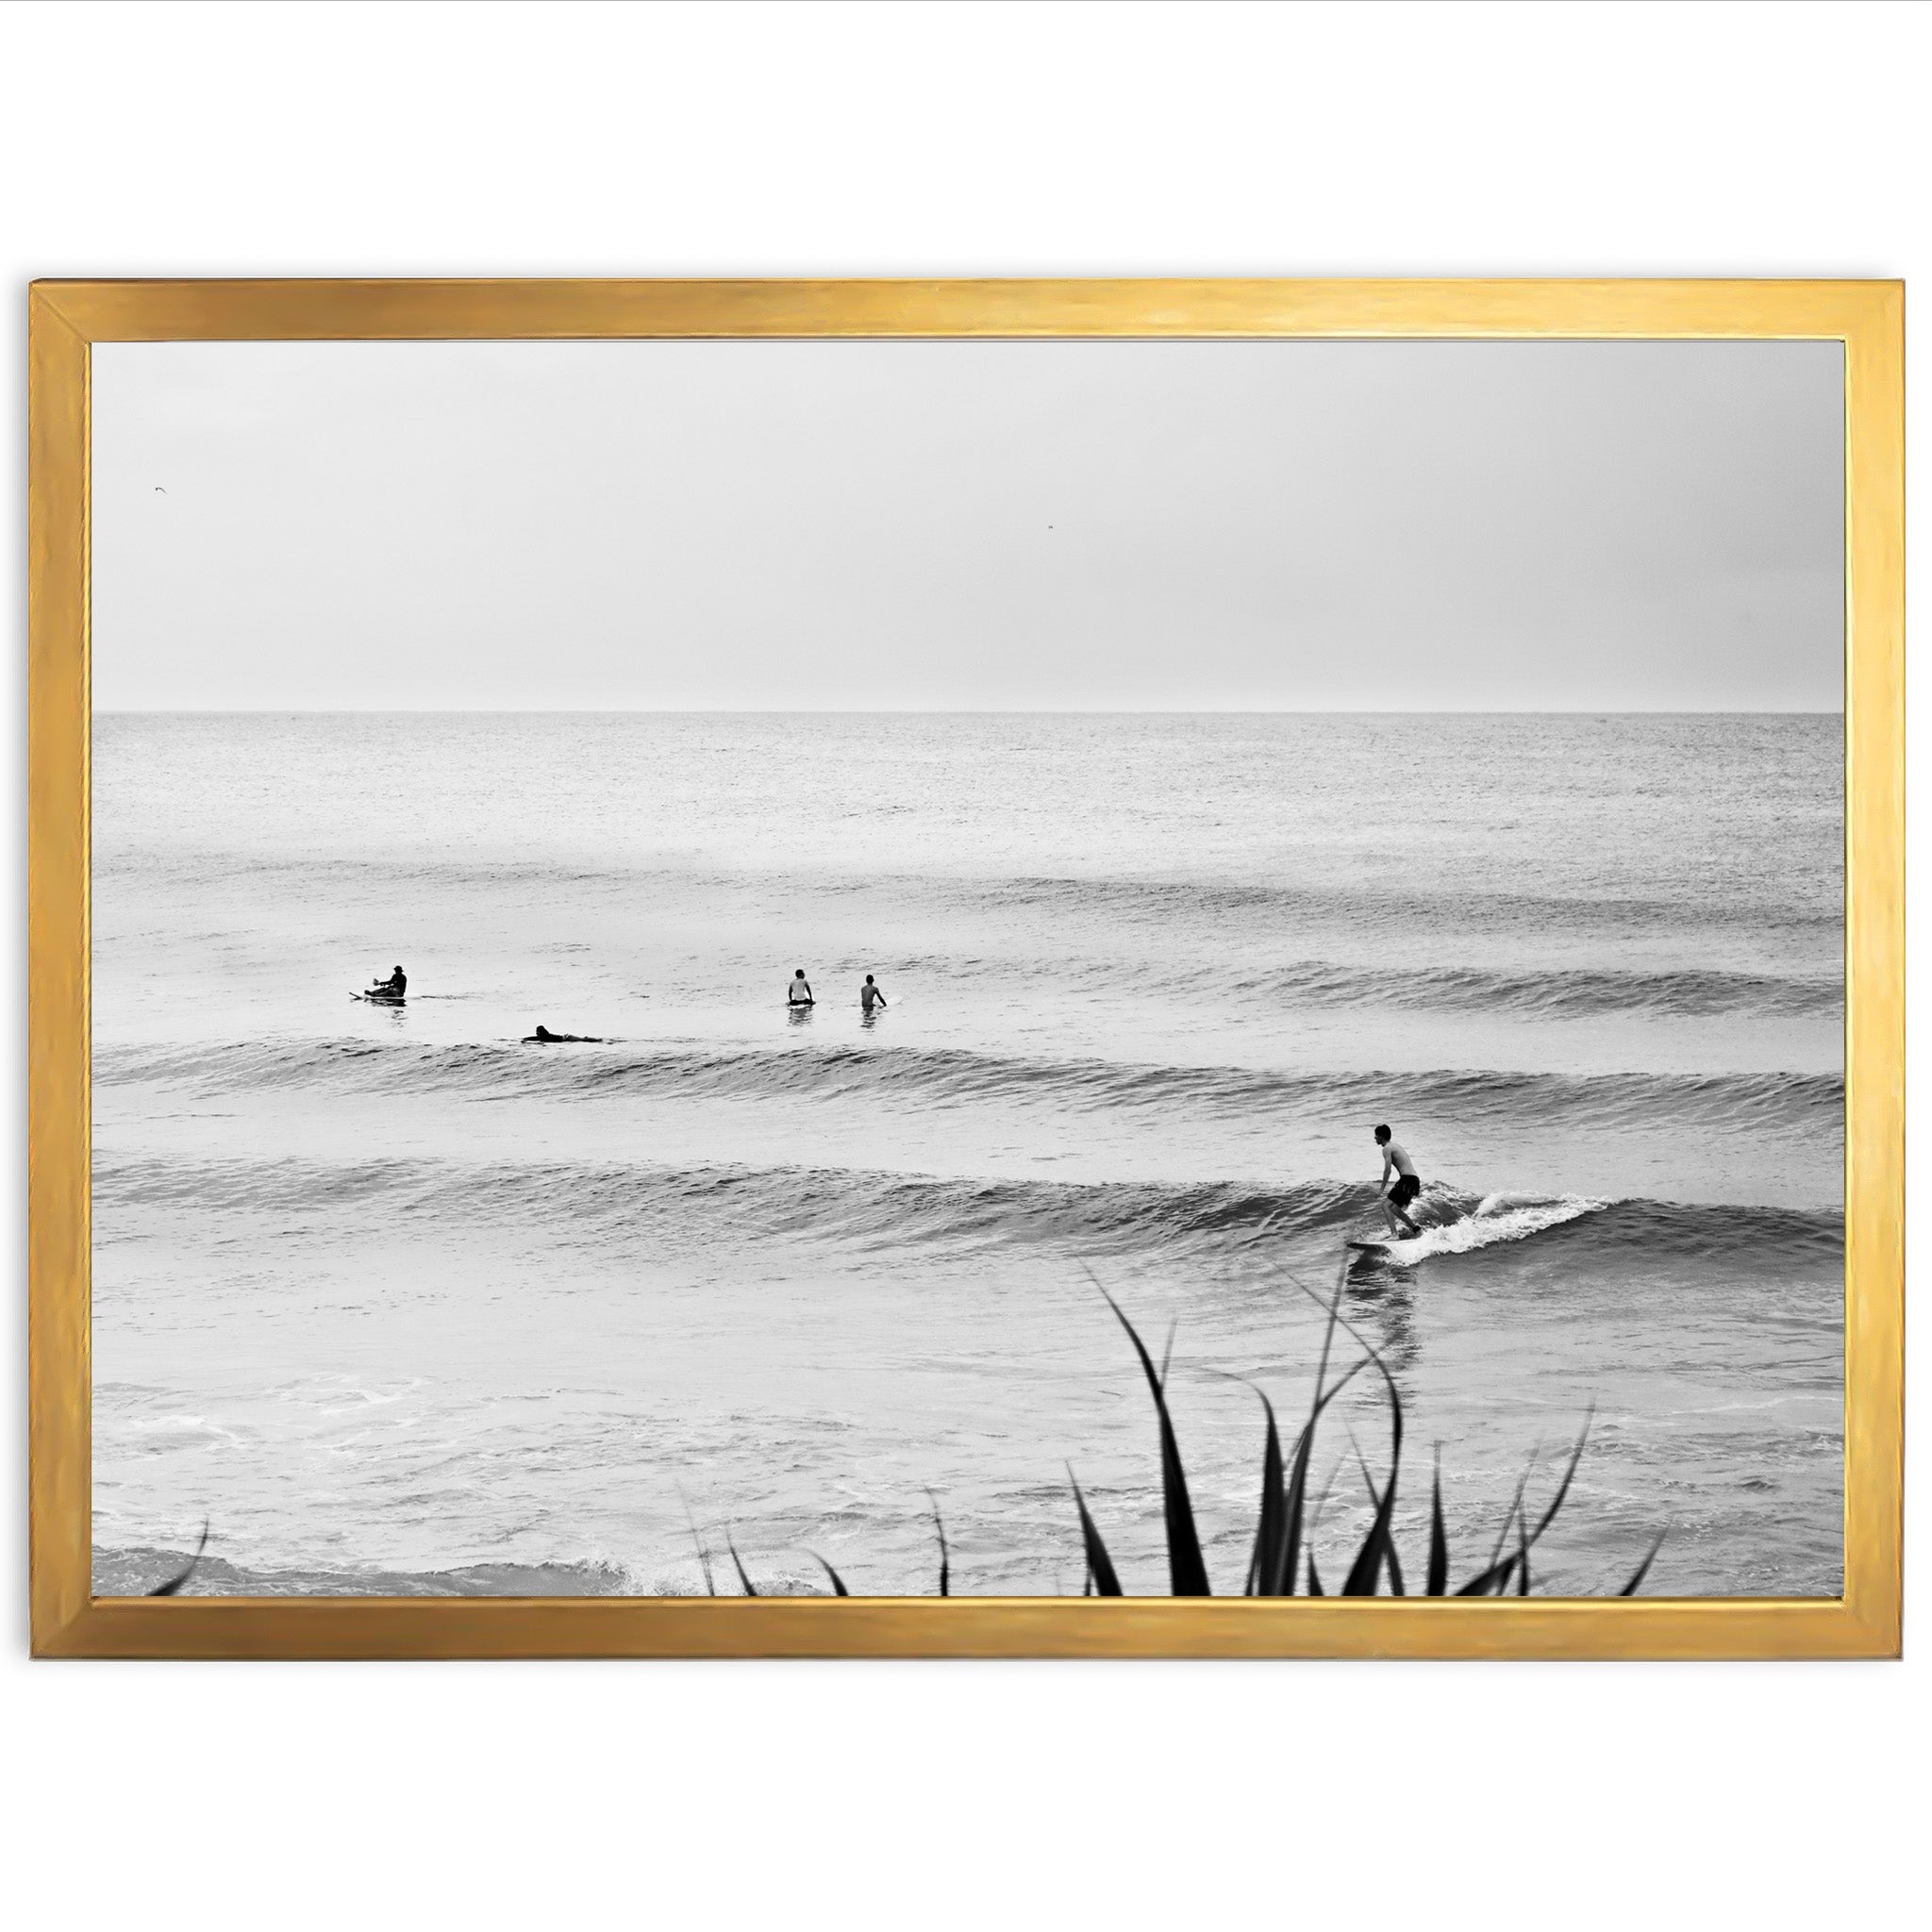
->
[1374,1124,1424,1238]
[370,964,407,998]
[858,974,887,1015]
[788,968,814,1008]
[522,1024,602,1043]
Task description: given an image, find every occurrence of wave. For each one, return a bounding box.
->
[1232,959,1840,1020]
[1528,1193,1846,1262]
[1346,1191,1840,1265]
[99,1036,1846,1136]
[93,1153,1367,1255]
[89,1543,639,1599]
[862,952,1839,1020]
[966,870,1841,940]
[93,1149,1844,1269]
[94,845,1840,942]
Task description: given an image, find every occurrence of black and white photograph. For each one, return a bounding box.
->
[89,335,1845,1601]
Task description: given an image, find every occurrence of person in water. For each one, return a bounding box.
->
[858,974,887,1015]
[1374,1124,1424,1238]
[522,1024,603,1043]
[788,968,814,1008]
[371,964,407,997]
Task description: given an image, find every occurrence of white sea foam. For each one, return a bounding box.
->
[107,1412,242,1444]
[1371,1191,1606,1260]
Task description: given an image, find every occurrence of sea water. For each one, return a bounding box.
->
[91,712,1843,1596]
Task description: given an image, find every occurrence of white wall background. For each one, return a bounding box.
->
[2,4,1923,1926]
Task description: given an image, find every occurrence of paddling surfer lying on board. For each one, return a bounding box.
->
[1374,1124,1424,1238]
[522,1024,603,1043]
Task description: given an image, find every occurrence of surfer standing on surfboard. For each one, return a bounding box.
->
[1374,1124,1424,1238]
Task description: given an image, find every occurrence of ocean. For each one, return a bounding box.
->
[91,711,1844,1597]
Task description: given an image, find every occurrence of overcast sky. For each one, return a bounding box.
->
[92,338,1843,711]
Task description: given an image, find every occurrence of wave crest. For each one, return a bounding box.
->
[94,1150,1843,1268]
[98,1037,1845,1137]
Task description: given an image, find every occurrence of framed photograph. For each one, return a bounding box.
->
[28,278,1901,1658]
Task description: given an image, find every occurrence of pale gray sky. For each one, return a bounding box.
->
[92,338,1843,710]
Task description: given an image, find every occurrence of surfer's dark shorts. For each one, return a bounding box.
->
[1389,1174,1422,1211]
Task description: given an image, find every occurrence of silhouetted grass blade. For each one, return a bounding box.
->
[1482,1457,1536,1576]
[1340,1367,1404,1595]
[1342,1453,1407,1595]
[725,1533,758,1597]
[677,1483,717,1597]
[1619,1525,1670,1595]
[811,1553,850,1596]
[1091,1275,1210,1596]
[1451,1409,1593,1597]
[1262,1261,1423,1596]
[1426,1450,1448,1596]
[1250,1389,1286,1601]
[1279,1429,1315,1597]
[148,1518,209,1597]
[925,1488,951,1597]
[1068,1468,1124,1596]
[1275,1360,1367,1597]
[1531,1407,1595,1543]
[1279,1259,1351,1597]
[1455,1554,1519,1596]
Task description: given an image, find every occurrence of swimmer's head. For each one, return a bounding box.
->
[794,968,806,978]
[1374,1124,1391,1144]
[865,974,874,985]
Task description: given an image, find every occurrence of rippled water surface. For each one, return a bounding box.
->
[92,712,1844,1596]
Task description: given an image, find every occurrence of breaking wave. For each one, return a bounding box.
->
[92,1150,1844,1267]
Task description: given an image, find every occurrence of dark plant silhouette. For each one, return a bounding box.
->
[146,1518,208,1596]
[712,1253,1666,1600]
[1050,1260,1658,1600]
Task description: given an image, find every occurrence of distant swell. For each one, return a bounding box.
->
[967,871,1841,941]
[99,1037,1845,1137]
[865,953,1839,1020]
[94,848,1841,945]
[1234,959,1840,1020]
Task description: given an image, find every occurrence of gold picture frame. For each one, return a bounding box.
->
[29,277,1902,1659]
